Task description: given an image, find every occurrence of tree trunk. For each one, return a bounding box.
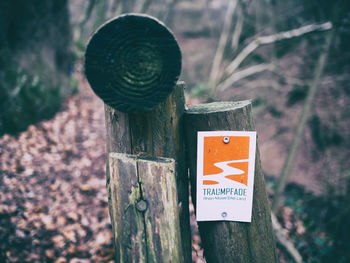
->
[184,101,277,263]
[0,0,74,135]
[105,82,191,262]
[272,29,334,213]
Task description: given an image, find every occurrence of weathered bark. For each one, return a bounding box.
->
[184,101,277,263]
[105,82,191,262]
[109,153,183,262]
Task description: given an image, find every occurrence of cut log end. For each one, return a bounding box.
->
[85,14,182,113]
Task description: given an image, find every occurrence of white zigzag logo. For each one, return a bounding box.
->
[203,159,249,185]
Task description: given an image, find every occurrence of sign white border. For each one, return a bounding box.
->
[196,131,257,222]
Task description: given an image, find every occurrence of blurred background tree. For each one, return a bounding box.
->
[0,0,76,135]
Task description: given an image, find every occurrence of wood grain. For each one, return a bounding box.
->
[109,153,183,262]
[105,82,191,262]
[85,14,181,112]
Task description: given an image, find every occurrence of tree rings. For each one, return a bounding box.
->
[84,14,182,112]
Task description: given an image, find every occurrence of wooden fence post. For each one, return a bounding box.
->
[84,14,191,262]
[104,83,191,262]
[184,101,277,263]
[108,153,183,262]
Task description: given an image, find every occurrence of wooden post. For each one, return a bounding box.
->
[84,14,191,262]
[105,83,191,262]
[108,153,183,262]
[184,101,277,263]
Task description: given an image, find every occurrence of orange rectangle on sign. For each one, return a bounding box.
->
[196,131,257,222]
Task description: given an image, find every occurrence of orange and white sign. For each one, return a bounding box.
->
[196,131,256,222]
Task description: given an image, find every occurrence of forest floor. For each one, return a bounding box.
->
[0,74,113,262]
